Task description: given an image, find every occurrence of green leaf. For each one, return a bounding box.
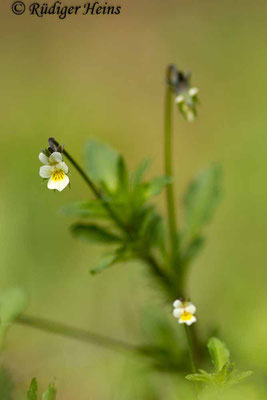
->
[208,337,230,372]
[90,254,119,275]
[186,371,214,384]
[140,210,165,251]
[42,384,56,400]
[145,176,172,198]
[183,164,222,241]
[133,159,151,186]
[27,378,38,400]
[61,201,108,219]
[84,140,119,191]
[116,156,129,193]
[90,246,130,275]
[227,369,253,386]
[71,224,121,244]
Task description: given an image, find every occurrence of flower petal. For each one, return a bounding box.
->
[189,87,198,97]
[185,316,197,326]
[39,165,53,178]
[56,161,68,174]
[39,152,49,165]
[49,152,62,164]
[47,174,69,192]
[175,95,184,104]
[173,299,182,308]
[185,304,196,315]
[173,308,183,318]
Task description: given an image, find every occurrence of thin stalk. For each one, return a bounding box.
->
[184,325,199,394]
[164,87,179,257]
[16,314,137,354]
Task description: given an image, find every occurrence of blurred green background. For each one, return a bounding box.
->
[1,0,267,398]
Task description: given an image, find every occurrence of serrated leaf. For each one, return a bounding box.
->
[227,369,253,385]
[61,201,108,219]
[208,337,230,372]
[145,176,172,198]
[84,140,119,191]
[27,378,38,400]
[183,164,222,241]
[42,384,56,400]
[71,224,121,244]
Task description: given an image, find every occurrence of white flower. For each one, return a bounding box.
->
[188,87,198,97]
[173,299,197,326]
[39,151,69,192]
[175,87,199,122]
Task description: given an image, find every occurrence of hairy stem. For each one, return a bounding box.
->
[164,85,179,259]
[16,315,137,353]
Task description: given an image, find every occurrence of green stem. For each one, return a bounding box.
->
[164,86,179,258]
[184,325,199,394]
[184,326,197,373]
[16,315,137,353]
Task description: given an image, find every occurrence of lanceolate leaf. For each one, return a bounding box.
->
[145,176,172,199]
[207,337,230,372]
[27,378,38,400]
[71,224,122,244]
[183,164,222,241]
[116,156,129,194]
[90,254,120,275]
[133,159,151,186]
[84,140,119,191]
[42,384,56,400]
[61,201,108,219]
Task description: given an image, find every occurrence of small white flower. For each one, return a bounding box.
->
[175,94,185,104]
[188,87,198,97]
[39,151,69,192]
[173,299,197,326]
[175,87,199,122]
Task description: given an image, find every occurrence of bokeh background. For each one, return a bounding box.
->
[1,0,267,398]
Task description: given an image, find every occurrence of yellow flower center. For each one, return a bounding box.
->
[52,170,65,181]
[180,311,193,321]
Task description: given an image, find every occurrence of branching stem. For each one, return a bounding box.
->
[16,314,137,353]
